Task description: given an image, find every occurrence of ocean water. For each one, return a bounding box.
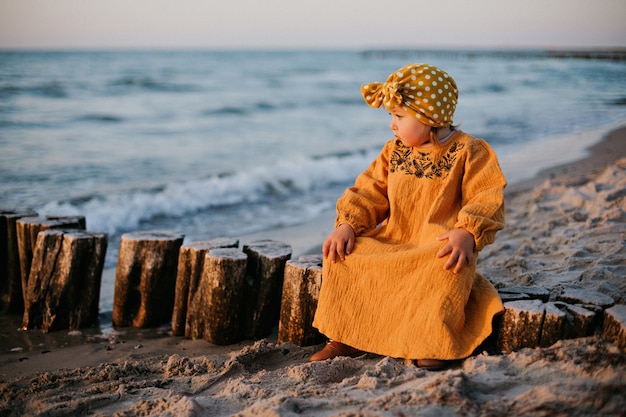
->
[1,50,625,315]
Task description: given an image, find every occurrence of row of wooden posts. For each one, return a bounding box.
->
[2,210,624,353]
[0,211,324,347]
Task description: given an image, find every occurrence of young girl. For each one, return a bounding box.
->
[311,63,506,370]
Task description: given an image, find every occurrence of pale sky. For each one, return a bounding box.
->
[1,0,625,50]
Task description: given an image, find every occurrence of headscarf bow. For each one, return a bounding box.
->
[361,63,458,127]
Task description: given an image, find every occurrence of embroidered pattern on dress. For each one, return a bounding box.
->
[390,141,465,179]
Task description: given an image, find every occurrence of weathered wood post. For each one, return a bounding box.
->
[496,299,546,353]
[242,240,292,339]
[171,237,239,336]
[21,229,107,332]
[278,254,324,346]
[16,215,86,309]
[185,248,248,345]
[113,231,184,328]
[603,305,626,352]
[1,210,37,313]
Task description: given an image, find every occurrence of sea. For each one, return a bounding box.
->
[1,49,625,318]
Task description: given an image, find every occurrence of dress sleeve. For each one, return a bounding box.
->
[454,139,507,251]
[335,140,393,235]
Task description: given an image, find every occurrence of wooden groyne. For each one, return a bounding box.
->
[1,209,625,354]
[361,48,626,62]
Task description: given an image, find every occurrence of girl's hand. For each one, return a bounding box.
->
[436,228,475,274]
[323,223,356,263]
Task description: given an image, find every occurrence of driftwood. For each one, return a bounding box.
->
[16,215,86,309]
[171,238,239,336]
[278,254,324,346]
[185,248,248,345]
[242,240,292,339]
[112,231,184,328]
[21,229,107,332]
[0,210,37,312]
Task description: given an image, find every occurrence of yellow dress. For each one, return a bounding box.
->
[313,131,506,360]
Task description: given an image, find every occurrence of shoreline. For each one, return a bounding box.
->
[504,124,626,196]
[1,124,625,416]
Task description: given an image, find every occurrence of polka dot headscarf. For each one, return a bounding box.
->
[361,63,458,127]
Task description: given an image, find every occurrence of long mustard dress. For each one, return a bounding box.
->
[312,131,507,360]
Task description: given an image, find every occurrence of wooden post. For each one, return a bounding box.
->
[242,240,292,339]
[113,231,184,328]
[21,230,107,332]
[16,215,86,310]
[185,248,248,345]
[278,254,324,346]
[171,237,239,336]
[1,210,37,313]
[603,305,626,352]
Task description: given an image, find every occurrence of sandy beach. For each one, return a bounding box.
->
[1,125,625,416]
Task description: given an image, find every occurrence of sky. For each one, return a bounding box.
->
[1,0,625,50]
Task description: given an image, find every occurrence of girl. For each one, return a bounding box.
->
[311,63,506,370]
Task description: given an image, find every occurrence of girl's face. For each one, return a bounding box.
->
[388,106,431,148]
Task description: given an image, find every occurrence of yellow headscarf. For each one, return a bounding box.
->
[361,63,458,127]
